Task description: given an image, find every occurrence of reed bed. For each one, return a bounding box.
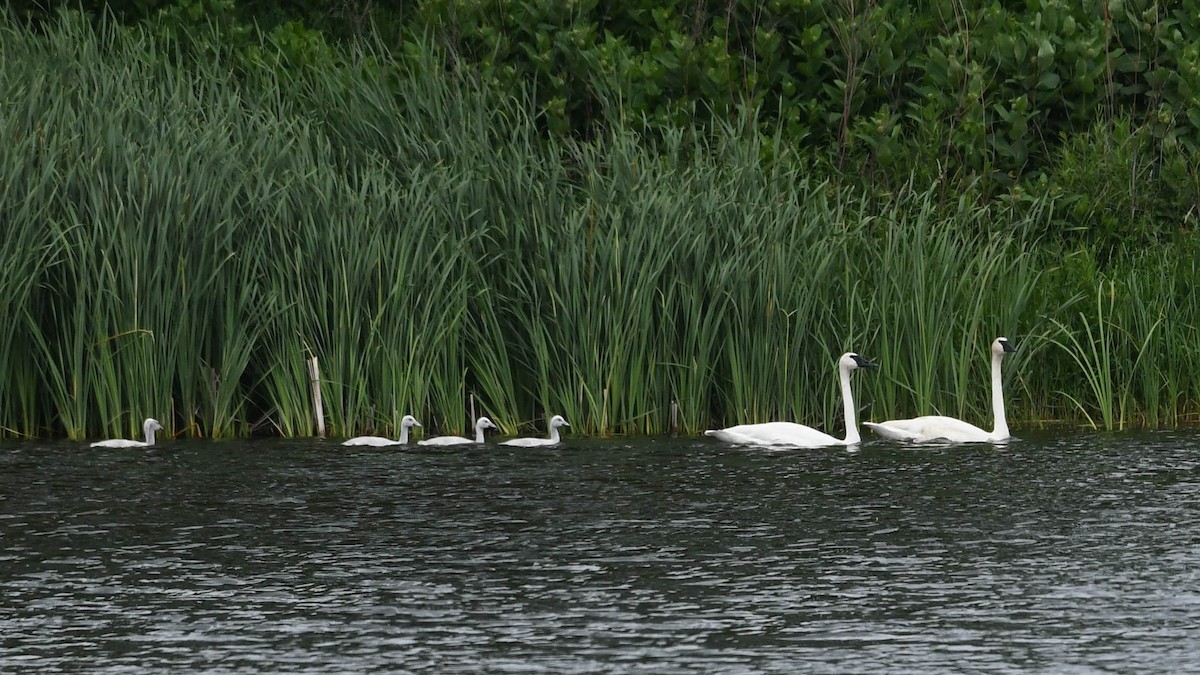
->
[1044,246,1200,429]
[2,12,1198,439]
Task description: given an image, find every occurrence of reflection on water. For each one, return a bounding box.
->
[2,432,1199,672]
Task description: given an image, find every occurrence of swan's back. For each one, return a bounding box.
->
[417,435,473,447]
[342,436,399,447]
[865,416,990,443]
[705,422,841,448]
[89,439,149,449]
[500,437,557,447]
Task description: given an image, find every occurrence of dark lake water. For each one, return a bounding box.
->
[2,431,1199,673]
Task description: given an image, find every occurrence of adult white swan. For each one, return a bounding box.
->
[864,336,1017,443]
[500,415,570,447]
[417,416,497,446]
[90,418,164,448]
[342,414,422,447]
[704,352,876,447]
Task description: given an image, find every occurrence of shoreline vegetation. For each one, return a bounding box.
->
[2,7,1198,440]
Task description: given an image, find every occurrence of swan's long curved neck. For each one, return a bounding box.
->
[143,422,157,446]
[990,352,1008,438]
[839,365,860,444]
[548,426,561,443]
[474,425,487,444]
[398,425,411,445]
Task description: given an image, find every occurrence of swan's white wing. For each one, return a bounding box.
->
[417,435,474,446]
[705,422,841,448]
[500,437,556,447]
[862,422,924,442]
[342,436,399,447]
[866,416,990,443]
[89,439,149,448]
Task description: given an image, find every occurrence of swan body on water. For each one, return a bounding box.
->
[500,415,570,447]
[342,415,422,446]
[704,352,876,448]
[418,416,497,446]
[90,418,163,448]
[864,337,1017,443]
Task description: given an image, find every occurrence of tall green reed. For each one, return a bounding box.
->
[248,139,477,438]
[9,12,259,439]
[1046,244,1199,430]
[849,187,1052,429]
[241,45,506,438]
[4,10,1199,439]
[0,123,63,437]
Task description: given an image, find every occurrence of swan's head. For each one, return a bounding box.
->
[401,415,421,429]
[549,415,570,428]
[144,418,163,431]
[993,337,1017,355]
[476,416,498,431]
[839,352,877,371]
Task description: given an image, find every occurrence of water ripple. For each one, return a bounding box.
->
[2,432,1199,672]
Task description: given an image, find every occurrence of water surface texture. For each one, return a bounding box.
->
[2,431,1199,672]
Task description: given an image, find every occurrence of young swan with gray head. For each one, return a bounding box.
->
[418,416,498,446]
[501,415,571,447]
[342,414,422,446]
[90,418,164,448]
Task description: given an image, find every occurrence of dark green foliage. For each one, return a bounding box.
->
[2,8,1199,438]
[1030,115,1200,260]
[13,1,1200,210]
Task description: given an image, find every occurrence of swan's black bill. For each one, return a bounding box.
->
[999,339,1017,353]
[851,355,878,368]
